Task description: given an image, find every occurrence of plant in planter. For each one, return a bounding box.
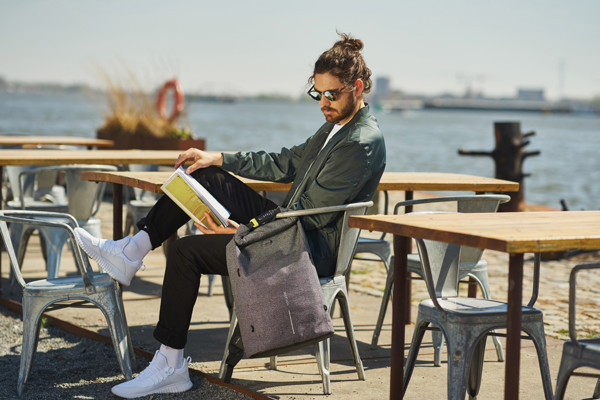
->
[96,72,205,150]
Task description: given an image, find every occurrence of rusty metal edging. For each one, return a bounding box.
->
[0,297,273,400]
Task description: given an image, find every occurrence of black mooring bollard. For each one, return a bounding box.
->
[458,121,540,211]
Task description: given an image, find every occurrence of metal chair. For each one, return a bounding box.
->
[403,227,553,400]
[123,164,158,236]
[11,165,117,282]
[554,262,600,400]
[218,201,372,394]
[0,210,135,397]
[371,194,509,366]
[353,191,392,277]
[5,165,69,270]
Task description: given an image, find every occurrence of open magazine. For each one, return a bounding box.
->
[161,167,230,227]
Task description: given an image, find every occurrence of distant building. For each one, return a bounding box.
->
[374,76,391,99]
[517,88,545,101]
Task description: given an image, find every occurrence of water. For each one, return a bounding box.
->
[1,91,599,210]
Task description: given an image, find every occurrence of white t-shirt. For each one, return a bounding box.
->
[321,123,344,151]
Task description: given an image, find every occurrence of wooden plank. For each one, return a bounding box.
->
[0,135,114,148]
[377,172,519,192]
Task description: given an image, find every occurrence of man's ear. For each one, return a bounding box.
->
[354,79,364,96]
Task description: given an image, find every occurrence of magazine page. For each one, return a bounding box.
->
[161,167,230,227]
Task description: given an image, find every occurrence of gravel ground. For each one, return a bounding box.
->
[0,308,253,400]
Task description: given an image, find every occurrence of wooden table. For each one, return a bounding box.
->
[0,149,184,218]
[0,149,185,293]
[0,135,114,148]
[349,210,600,399]
[81,170,519,194]
[80,170,519,241]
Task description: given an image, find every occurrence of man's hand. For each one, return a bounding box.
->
[174,148,223,174]
[194,212,239,235]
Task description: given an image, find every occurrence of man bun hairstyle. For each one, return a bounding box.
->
[310,32,372,94]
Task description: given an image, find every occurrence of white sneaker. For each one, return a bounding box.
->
[111,350,193,398]
[73,227,142,286]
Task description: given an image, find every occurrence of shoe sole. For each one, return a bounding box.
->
[74,230,133,286]
[112,379,193,398]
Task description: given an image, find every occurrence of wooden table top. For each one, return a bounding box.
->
[0,135,114,148]
[375,172,518,192]
[0,149,184,166]
[80,170,291,192]
[79,170,519,193]
[349,210,600,253]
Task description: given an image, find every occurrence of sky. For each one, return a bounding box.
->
[1,0,599,100]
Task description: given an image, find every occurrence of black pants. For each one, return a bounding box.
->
[137,166,278,349]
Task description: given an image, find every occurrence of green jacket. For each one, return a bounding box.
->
[222,105,386,276]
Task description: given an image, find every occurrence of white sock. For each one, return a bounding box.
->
[123,230,152,262]
[159,344,184,369]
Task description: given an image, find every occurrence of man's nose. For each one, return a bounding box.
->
[319,96,331,106]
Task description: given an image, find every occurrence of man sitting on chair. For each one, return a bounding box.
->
[75,31,386,399]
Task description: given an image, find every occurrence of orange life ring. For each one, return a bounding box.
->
[156,79,184,122]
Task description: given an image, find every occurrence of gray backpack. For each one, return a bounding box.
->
[225,214,334,358]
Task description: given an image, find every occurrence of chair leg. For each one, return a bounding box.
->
[467,336,487,399]
[93,286,134,380]
[403,319,428,396]
[315,339,331,395]
[523,321,554,400]
[432,327,444,367]
[444,326,477,400]
[371,260,394,348]
[337,293,365,380]
[207,275,215,296]
[221,276,234,319]
[219,312,239,382]
[268,356,277,370]
[37,226,69,280]
[18,297,44,396]
[554,346,575,400]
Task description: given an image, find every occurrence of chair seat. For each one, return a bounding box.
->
[562,339,600,363]
[421,297,543,317]
[24,273,115,296]
[7,200,68,212]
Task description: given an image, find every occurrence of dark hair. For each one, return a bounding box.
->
[309,32,372,94]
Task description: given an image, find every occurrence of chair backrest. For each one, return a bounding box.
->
[6,166,49,204]
[334,204,370,277]
[62,165,118,220]
[568,263,600,347]
[277,201,372,278]
[0,210,95,288]
[394,194,510,266]
[455,195,510,265]
[415,233,462,300]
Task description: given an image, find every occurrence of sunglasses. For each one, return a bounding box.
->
[307,84,354,102]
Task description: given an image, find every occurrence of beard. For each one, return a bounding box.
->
[321,95,357,124]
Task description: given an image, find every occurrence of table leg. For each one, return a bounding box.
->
[404,191,413,324]
[505,252,524,399]
[113,183,123,240]
[391,235,409,399]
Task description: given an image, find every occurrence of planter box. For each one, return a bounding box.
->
[97,130,206,151]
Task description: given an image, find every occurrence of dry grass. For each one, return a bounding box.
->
[95,66,190,139]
